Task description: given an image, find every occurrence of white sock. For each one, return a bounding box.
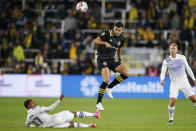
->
[74,122,90,128]
[76,111,95,118]
[168,106,175,121]
[194,103,196,107]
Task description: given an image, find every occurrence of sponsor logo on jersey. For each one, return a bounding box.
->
[103,62,107,66]
[118,41,121,46]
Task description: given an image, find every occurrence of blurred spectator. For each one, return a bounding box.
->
[159,33,168,51]
[27,64,34,74]
[65,24,76,40]
[51,63,60,74]
[184,12,194,30]
[69,42,77,60]
[180,25,192,44]
[147,1,157,22]
[84,60,94,75]
[55,45,64,58]
[56,3,67,19]
[138,11,149,29]
[169,29,180,44]
[123,33,132,47]
[83,35,94,51]
[6,52,17,68]
[146,64,158,76]
[42,43,51,60]
[35,52,44,67]
[11,6,23,21]
[68,59,81,74]
[181,4,190,20]
[20,61,27,74]
[13,42,25,62]
[167,0,177,16]
[37,12,44,26]
[129,3,138,21]
[24,32,32,48]
[143,27,155,41]
[88,16,97,29]
[64,11,77,32]
[158,12,169,30]
[51,26,59,48]
[171,13,180,29]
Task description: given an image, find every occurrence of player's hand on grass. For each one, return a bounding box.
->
[60,94,64,101]
[105,42,112,48]
[161,80,165,86]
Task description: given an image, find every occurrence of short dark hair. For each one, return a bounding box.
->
[114,22,124,28]
[24,99,32,109]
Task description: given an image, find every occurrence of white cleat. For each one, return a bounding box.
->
[106,88,113,99]
[96,103,104,111]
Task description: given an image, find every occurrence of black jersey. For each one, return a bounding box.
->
[97,29,124,59]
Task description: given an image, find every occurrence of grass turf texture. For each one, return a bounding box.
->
[0,97,196,131]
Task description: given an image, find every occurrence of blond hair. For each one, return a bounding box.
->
[170,43,178,48]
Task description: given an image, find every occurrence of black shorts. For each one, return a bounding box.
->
[97,57,121,72]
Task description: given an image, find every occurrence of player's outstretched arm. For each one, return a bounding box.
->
[37,94,64,113]
[160,60,168,86]
[182,56,196,82]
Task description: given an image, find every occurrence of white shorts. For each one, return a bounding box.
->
[170,80,194,99]
[52,110,74,126]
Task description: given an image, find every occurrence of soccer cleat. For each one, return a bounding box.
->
[96,103,104,111]
[90,123,96,128]
[95,110,100,119]
[106,88,113,99]
[168,120,173,124]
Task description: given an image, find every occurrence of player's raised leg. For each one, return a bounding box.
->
[106,64,129,99]
[96,67,110,111]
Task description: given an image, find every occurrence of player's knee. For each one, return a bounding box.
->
[73,112,77,117]
[69,122,74,128]
[170,99,176,107]
[103,79,110,84]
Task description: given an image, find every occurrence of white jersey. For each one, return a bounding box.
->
[160,54,195,82]
[26,99,61,127]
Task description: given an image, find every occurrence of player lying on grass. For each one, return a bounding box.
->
[24,94,100,128]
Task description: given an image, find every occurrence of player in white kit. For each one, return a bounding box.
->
[160,43,196,124]
[24,94,100,128]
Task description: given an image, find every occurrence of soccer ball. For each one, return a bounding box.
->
[76,1,88,13]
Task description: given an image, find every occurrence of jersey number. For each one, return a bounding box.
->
[32,117,43,126]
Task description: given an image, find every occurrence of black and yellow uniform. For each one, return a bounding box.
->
[96,29,128,104]
[97,29,124,71]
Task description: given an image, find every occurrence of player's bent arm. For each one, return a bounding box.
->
[93,37,107,45]
[117,48,121,60]
[182,56,196,81]
[43,99,61,112]
[160,60,168,81]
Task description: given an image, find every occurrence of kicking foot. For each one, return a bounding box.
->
[168,120,173,124]
[90,123,96,128]
[96,103,104,111]
[106,88,113,99]
[95,110,100,119]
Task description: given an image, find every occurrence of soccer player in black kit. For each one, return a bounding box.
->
[93,22,130,111]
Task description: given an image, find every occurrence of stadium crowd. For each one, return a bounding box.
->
[0,0,196,76]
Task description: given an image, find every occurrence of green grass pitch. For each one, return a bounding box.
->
[0,97,196,131]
